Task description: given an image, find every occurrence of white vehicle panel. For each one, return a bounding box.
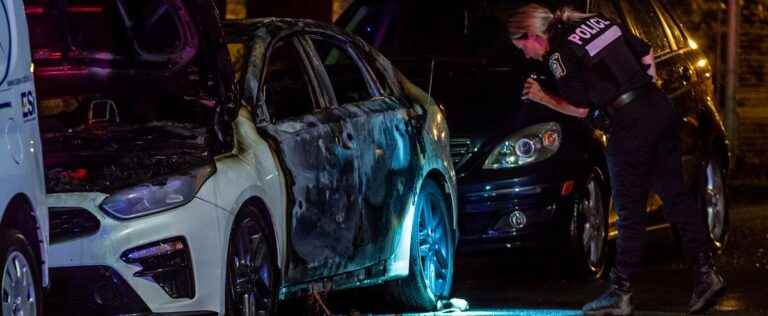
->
[0,0,48,287]
[48,192,230,313]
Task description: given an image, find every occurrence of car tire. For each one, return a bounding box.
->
[225,206,278,316]
[0,229,43,316]
[699,157,729,252]
[386,179,454,311]
[567,168,609,280]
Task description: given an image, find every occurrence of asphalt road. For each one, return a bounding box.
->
[427,184,768,316]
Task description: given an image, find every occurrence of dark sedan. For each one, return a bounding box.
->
[338,0,730,279]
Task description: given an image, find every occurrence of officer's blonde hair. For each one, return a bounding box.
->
[507,4,594,38]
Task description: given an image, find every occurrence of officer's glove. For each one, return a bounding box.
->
[586,107,611,132]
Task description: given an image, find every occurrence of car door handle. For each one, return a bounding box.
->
[340,132,354,149]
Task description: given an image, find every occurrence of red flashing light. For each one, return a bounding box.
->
[71,169,88,181]
[24,6,44,15]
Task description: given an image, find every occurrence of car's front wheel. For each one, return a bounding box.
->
[225,207,278,316]
[0,229,42,316]
[388,179,454,311]
[568,168,609,280]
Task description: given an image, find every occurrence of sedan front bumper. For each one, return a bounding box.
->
[46,192,229,315]
[457,176,582,252]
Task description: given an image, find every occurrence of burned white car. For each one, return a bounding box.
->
[29,0,457,314]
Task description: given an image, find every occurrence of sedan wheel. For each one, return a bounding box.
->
[566,168,608,280]
[386,179,454,311]
[703,159,728,250]
[581,174,607,275]
[417,189,451,298]
[226,212,277,316]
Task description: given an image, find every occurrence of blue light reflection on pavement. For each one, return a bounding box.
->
[402,308,583,316]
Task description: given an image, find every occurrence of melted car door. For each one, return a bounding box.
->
[304,34,417,274]
[253,36,359,284]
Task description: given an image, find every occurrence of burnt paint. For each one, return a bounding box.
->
[260,110,362,280]
[321,97,419,276]
[258,80,422,284]
[229,18,436,284]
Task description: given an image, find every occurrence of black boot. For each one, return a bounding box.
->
[689,252,726,314]
[582,270,633,316]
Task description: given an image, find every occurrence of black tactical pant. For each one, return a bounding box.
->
[606,86,710,279]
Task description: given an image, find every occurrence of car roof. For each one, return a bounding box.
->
[222,18,349,40]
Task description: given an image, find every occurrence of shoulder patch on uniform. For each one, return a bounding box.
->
[549,53,566,79]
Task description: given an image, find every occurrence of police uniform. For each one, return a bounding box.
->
[543,14,710,280]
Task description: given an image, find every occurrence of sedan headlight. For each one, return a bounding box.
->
[100,165,214,219]
[483,122,562,169]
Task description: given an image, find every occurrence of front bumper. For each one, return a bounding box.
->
[46,193,228,315]
[457,176,582,252]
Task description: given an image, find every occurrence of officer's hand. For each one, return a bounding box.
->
[522,79,547,104]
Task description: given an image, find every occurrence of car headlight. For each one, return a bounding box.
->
[100,165,214,220]
[483,122,562,169]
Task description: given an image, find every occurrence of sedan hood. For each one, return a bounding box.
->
[412,59,584,172]
[429,60,566,139]
[28,0,231,194]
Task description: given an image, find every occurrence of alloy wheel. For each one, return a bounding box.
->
[1,251,36,316]
[417,194,450,299]
[581,175,607,273]
[229,218,275,316]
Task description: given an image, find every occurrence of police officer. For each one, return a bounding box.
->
[506,4,725,315]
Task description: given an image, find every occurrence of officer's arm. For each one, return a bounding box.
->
[523,79,589,118]
[526,48,591,118]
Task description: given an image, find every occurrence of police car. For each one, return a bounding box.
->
[0,0,49,314]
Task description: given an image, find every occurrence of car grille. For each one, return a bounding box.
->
[50,207,100,244]
[450,138,476,168]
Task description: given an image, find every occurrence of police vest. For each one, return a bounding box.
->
[552,14,650,107]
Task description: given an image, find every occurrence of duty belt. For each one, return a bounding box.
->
[609,84,656,110]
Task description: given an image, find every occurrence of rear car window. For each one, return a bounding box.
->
[310,37,373,105]
[263,39,317,120]
[619,0,672,55]
[358,48,395,97]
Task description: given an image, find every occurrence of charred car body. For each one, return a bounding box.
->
[29,0,457,314]
[339,0,729,278]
